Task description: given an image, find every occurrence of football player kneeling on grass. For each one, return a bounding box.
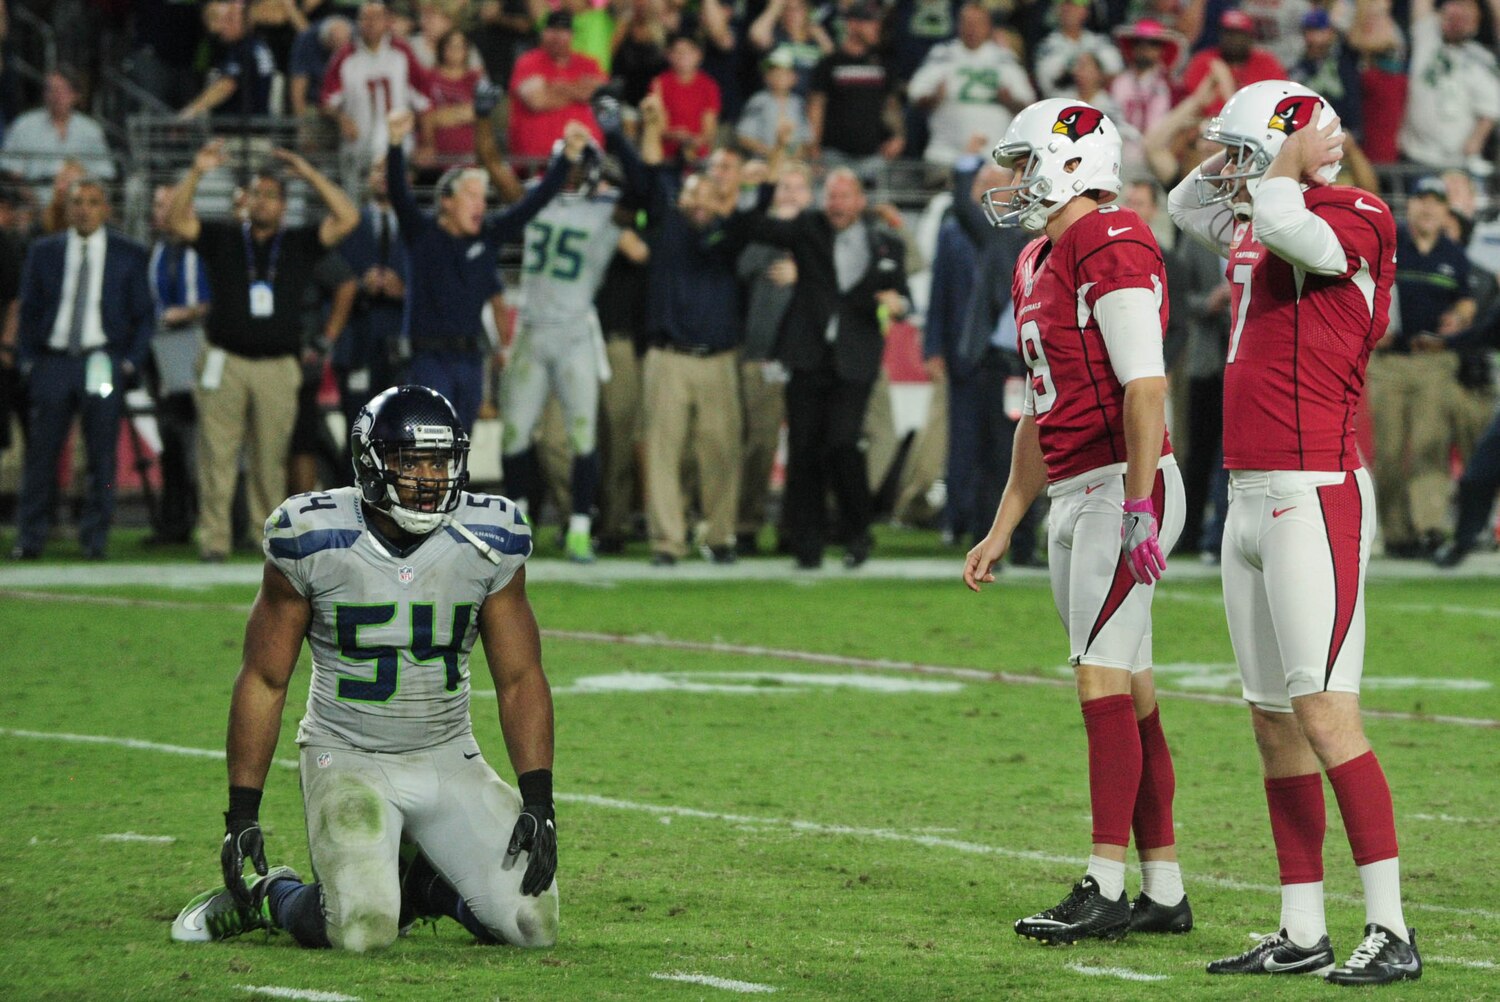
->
[171,385,559,951]
[963,99,1192,946]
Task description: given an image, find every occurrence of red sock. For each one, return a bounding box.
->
[1327,751,1400,865]
[1265,773,1326,884]
[1082,694,1141,847]
[1132,707,1176,850]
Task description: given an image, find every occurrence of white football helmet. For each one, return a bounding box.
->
[982,99,1123,232]
[1198,79,1340,217]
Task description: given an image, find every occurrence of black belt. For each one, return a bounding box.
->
[659,341,732,358]
[412,336,485,357]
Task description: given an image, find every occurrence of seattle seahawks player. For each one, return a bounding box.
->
[171,385,558,951]
[496,94,650,563]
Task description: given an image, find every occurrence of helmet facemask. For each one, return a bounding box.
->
[353,405,470,535]
[982,147,1068,232]
[1196,126,1272,218]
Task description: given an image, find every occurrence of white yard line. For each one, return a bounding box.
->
[4,589,1495,728]
[650,972,777,993]
[4,725,1499,930]
[1429,956,1497,970]
[235,987,360,1002]
[100,832,175,843]
[1066,963,1168,982]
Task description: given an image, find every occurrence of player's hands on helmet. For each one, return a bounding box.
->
[506,803,557,896]
[222,812,269,907]
[1121,497,1166,584]
[1273,115,1342,187]
[963,531,1011,592]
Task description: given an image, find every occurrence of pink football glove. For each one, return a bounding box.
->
[1121,497,1166,584]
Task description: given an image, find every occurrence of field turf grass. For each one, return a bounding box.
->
[1,558,1497,1000]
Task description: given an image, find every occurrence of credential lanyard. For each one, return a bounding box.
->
[242,222,284,286]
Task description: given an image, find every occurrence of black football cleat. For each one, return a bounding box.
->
[1206,929,1335,975]
[1129,892,1193,934]
[1325,924,1421,986]
[1014,876,1131,945]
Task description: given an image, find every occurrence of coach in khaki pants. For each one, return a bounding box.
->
[168,139,358,560]
[636,94,752,564]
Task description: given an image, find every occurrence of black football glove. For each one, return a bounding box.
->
[473,79,502,119]
[507,769,557,896]
[222,787,268,907]
[507,804,556,896]
[591,91,624,136]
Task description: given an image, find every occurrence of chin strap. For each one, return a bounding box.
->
[443,515,504,565]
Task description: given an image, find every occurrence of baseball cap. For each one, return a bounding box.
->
[843,1,883,21]
[1410,175,1448,200]
[1301,9,1332,29]
[544,10,572,29]
[1220,9,1255,31]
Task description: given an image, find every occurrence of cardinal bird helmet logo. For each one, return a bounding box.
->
[1267,95,1322,135]
[1052,105,1105,141]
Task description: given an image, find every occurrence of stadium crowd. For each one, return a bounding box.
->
[0,0,1498,567]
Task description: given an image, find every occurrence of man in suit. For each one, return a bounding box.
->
[936,151,1043,562]
[12,178,154,559]
[740,168,911,568]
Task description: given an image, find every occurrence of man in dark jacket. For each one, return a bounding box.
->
[12,179,154,559]
[741,167,910,568]
[936,152,1042,562]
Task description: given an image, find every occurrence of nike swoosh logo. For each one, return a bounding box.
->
[463,751,482,759]
[1107,226,1133,237]
[1084,482,1106,494]
[1264,953,1330,973]
[1354,197,1384,214]
[1272,507,1296,518]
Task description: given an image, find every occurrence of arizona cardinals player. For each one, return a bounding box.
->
[1169,80,1419,985]
[964,99,1190,945]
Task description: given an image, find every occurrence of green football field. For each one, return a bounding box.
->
[1,554,1497,1001]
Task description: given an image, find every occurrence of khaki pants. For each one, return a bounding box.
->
[599,338,642,540]
[643,348,741,557]
[863,372,898,492]
[195,351,301,557]
[1368,351,1494,545]
[893,378,948,525]
[737,359,785,537]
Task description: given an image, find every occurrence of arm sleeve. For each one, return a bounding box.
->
[1250,177,1348,276]
[1167,167,1237,256]
[385,147,426,241]
[488,152,569,242]
[1021,376,1035,416]
[907,54,945,101]
[320,46,347,108]
[1095,286,1166,385]
[605,129,652,209]
[484,503,534,595]
[740,209,805,249]
[949,155,990,245]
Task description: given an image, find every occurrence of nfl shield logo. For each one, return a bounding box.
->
[317,752,332,769]
[398,565,415,585]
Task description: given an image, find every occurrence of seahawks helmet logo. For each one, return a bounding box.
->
[1267,95,1322,135]
[1052,105,1105,141]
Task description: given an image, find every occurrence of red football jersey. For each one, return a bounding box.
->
[1222,185,1396,471]
[1011,205,1173,482]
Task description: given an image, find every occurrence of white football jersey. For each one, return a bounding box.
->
[263,486,531,754]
